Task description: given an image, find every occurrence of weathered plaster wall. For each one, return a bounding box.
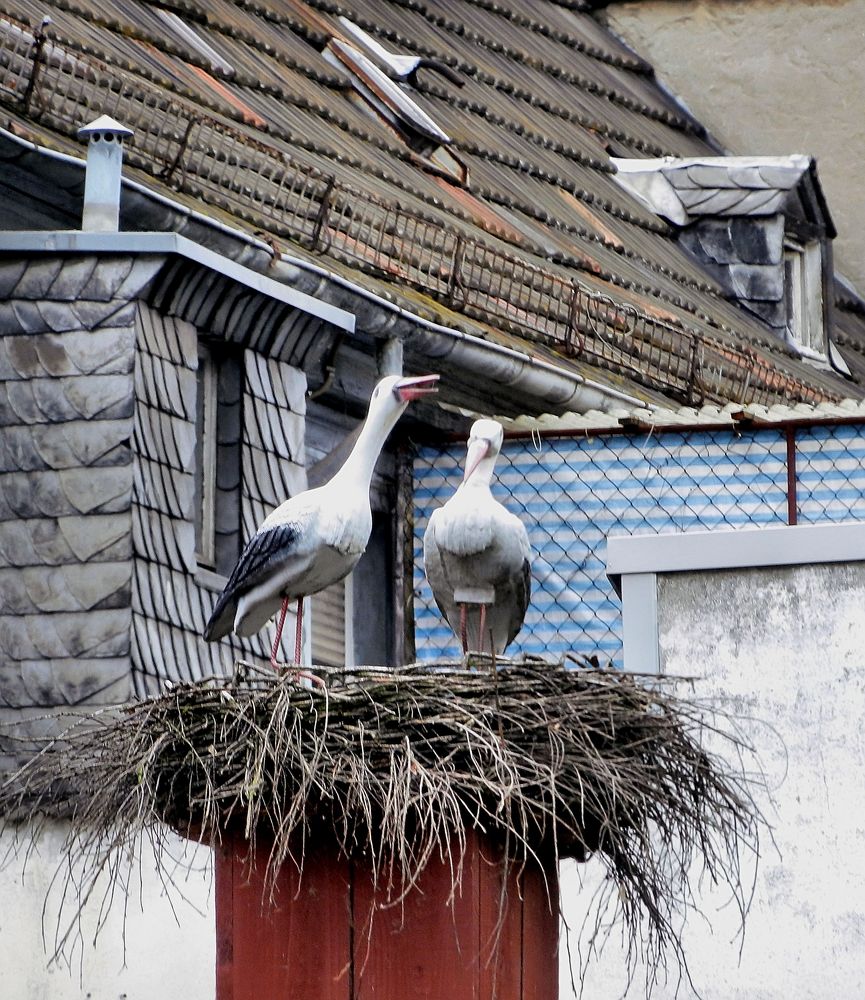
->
[602,0,865,291]
[559,560,865,997]
[0,821,214,1000]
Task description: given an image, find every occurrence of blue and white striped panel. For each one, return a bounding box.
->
[413,428,789,665]
[796,425,865,523]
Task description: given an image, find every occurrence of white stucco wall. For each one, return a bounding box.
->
[7,562,865,998]
[560,558,865,997]
[602,0,865,291]
[0,822,214,999]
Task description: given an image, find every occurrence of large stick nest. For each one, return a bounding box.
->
[0,659,761,986]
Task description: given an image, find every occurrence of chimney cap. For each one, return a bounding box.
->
[78,115,134,139]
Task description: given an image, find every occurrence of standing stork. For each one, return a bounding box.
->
[204,373,439,667]
[423,419,531,656]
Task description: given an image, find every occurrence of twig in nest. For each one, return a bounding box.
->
[0,660,764,994]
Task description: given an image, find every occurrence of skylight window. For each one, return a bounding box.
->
[325,37,450,151]
[323,23,467,184]
[338,17,464,90]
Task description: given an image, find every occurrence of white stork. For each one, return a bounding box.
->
[423,419,531,656]
[204,373,439,666]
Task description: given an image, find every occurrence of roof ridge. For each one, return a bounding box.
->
[402,0,652,74]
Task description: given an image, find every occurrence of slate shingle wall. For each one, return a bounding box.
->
[130,306,308,694]
[0,258,315,709]
[233,351,306,666]
[0,255,165,713]
[241,351,307,536]
[132,303,210,695]
[678,216,787,331]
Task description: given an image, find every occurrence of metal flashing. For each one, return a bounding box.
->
[77,115,134,139]
[607,521,865,580]
[607,520,865,672]
[0,231,355,334]
[619,572,659,674]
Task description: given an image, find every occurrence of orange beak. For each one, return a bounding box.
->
[463,437,491,482]
[395,373,440,402]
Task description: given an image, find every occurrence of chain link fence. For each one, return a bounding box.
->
[412,419,865,665]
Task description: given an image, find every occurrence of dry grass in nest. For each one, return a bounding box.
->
[0,657,762,989]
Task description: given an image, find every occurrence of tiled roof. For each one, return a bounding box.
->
[0,0,860,407]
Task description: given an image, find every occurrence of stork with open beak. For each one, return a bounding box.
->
[423,419,531,656]
[204,373,439,667]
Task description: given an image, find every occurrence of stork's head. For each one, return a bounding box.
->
[367,373,439,428]
[463,418,504,483]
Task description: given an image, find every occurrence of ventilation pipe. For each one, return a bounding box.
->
[77,115,133,232]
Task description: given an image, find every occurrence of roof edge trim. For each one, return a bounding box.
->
[611,154,823,227]
[0,230,356,333]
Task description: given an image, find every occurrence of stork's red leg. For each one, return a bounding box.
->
[271,596,291,670]
[478,603,487,656]
[459,602,468,653]
[294,597,304,665]
[271,595,325,688]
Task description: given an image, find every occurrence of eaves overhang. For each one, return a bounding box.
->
[0,125,653,419]
[0,229,356,334]
[611,155,836,237]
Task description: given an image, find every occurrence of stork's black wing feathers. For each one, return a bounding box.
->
[203,522,299,641]
[506,556,532,648]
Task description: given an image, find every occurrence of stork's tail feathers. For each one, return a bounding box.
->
[202,522,302,642]
[203,591,237,642]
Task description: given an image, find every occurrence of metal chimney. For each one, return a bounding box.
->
[77,115,134,232]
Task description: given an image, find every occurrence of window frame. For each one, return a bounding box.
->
[783,238,826,358]
[310,575,355,668]
[195,345,219,571]
[194,341,243,581]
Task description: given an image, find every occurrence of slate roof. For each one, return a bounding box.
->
[610,155,832,228]
[0,0,863,407]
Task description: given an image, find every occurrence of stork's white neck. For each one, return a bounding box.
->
[462,452,497,491]
[330,397,406,493]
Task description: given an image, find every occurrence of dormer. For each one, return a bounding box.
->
[611,156,844,372]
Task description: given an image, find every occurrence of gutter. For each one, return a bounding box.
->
[0,126,652,415]
[264,251,650,414]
